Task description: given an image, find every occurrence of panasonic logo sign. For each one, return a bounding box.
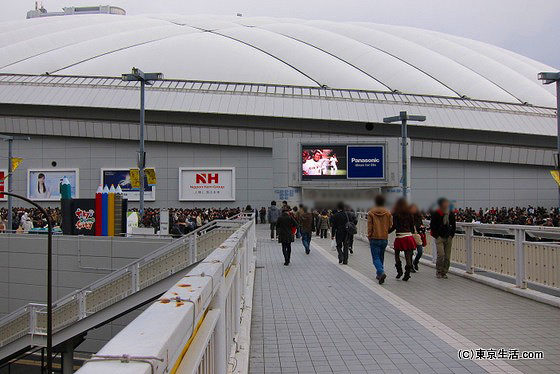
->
[351,158,380,163]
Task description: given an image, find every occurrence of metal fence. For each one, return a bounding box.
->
[0,218,244,354]
[356,213,560,290]
[75,213,256,374]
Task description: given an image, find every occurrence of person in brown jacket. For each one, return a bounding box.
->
[367,195,393,284]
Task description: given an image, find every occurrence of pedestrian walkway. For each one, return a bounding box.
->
[248,227,559,374]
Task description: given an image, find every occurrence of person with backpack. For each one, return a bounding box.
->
[367,195,392,284]
[267,201,280,240]
[331,202,355,264]
[430,198,456,279]
[390,198,416,281]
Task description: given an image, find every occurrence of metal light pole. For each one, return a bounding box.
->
[0,134,30,231]
[383,111,426,198]
[538,72,560,207]
[121,68,163,220]
[1,191,53,373]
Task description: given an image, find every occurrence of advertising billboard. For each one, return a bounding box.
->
[179,167,236,201]
[301,145,347,180]
[27,169,79,201]
[101,169,155,201]
[347,145,385,179]
[0,169,6,201]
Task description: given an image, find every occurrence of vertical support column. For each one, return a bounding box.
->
[465,226,474,274]
[138,80,146,219]
[7,139,13,232]
[401,112,408,198]
[61,339,74,374]
[210,280,227,374]
[514,228,527,289]
[131,263,140,292]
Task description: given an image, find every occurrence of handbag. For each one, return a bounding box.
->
[345,212,357,235]
[412,215,422,246]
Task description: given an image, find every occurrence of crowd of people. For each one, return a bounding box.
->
[265,197,458,283]
[0,206,241,234]
[0,207,62,232]
[447,206,559,226]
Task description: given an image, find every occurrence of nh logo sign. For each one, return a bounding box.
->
[196,173,219,184]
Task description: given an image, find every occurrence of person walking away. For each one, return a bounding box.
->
[299,206,314,254]
[345,206,358,254]
[410,203,426,272]
[430,198,456,279]
[295,204,304,239]
[331,202,350,264]
[367,195,392,284]
[268,201,280,240]
[319,211,330,239]
[291,206,300,238]
[390,198,416,281]
[276,207,298,265]
[259,207,266,224]
[314,210,321,236]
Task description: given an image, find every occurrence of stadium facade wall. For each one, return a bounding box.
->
[0,135,555,211]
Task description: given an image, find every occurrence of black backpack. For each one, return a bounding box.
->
[345,212,357,235]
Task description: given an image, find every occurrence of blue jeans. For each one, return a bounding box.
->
[369,239,387,276]
[301,232,311,253]
[414,245,423,265]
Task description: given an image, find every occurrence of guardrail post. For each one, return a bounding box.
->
[465,225,474,274]
[189,235,197,263]
[29,306,37,335]
[209,281,227,374]
[131,263,140,292]
[514,228,527,289]
[77,291,87,319]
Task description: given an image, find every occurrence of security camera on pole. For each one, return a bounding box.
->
[121,68,163,221]
[383,112,426,198]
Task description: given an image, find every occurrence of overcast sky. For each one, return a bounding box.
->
[2,0,558,69]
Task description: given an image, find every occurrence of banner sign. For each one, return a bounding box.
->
[0,170,6,201]
[347,145,385,179]
[179,167,236,201]
[101,169,155,201]
[28,169,79,201]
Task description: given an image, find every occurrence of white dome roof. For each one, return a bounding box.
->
[0,14,556,107]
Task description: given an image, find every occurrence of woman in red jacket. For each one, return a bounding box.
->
[390,198,416,281]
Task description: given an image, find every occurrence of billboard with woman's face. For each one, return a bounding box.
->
[27,169,79,201]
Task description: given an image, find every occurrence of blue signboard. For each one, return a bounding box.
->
[347,145,385,179]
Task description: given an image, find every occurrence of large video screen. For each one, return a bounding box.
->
[301,145,347,180]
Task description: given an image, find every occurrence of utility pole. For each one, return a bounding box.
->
[383,112,426,198]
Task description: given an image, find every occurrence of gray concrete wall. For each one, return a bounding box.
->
[411,158,557,209]
[0,234,171,352]
[0,135,274,211]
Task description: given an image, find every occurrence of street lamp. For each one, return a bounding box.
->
[383,111,426,198]
[537,71,560,206]
[0,134,30,231]
[121,68,163,219]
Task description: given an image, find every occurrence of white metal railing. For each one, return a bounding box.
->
[0,218,244,353]
[357,213,560,290]
[75,213,256,374]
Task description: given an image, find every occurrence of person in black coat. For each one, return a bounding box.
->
[331,202,351,264]
[276,207,298,265]
[430,198,457,279]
